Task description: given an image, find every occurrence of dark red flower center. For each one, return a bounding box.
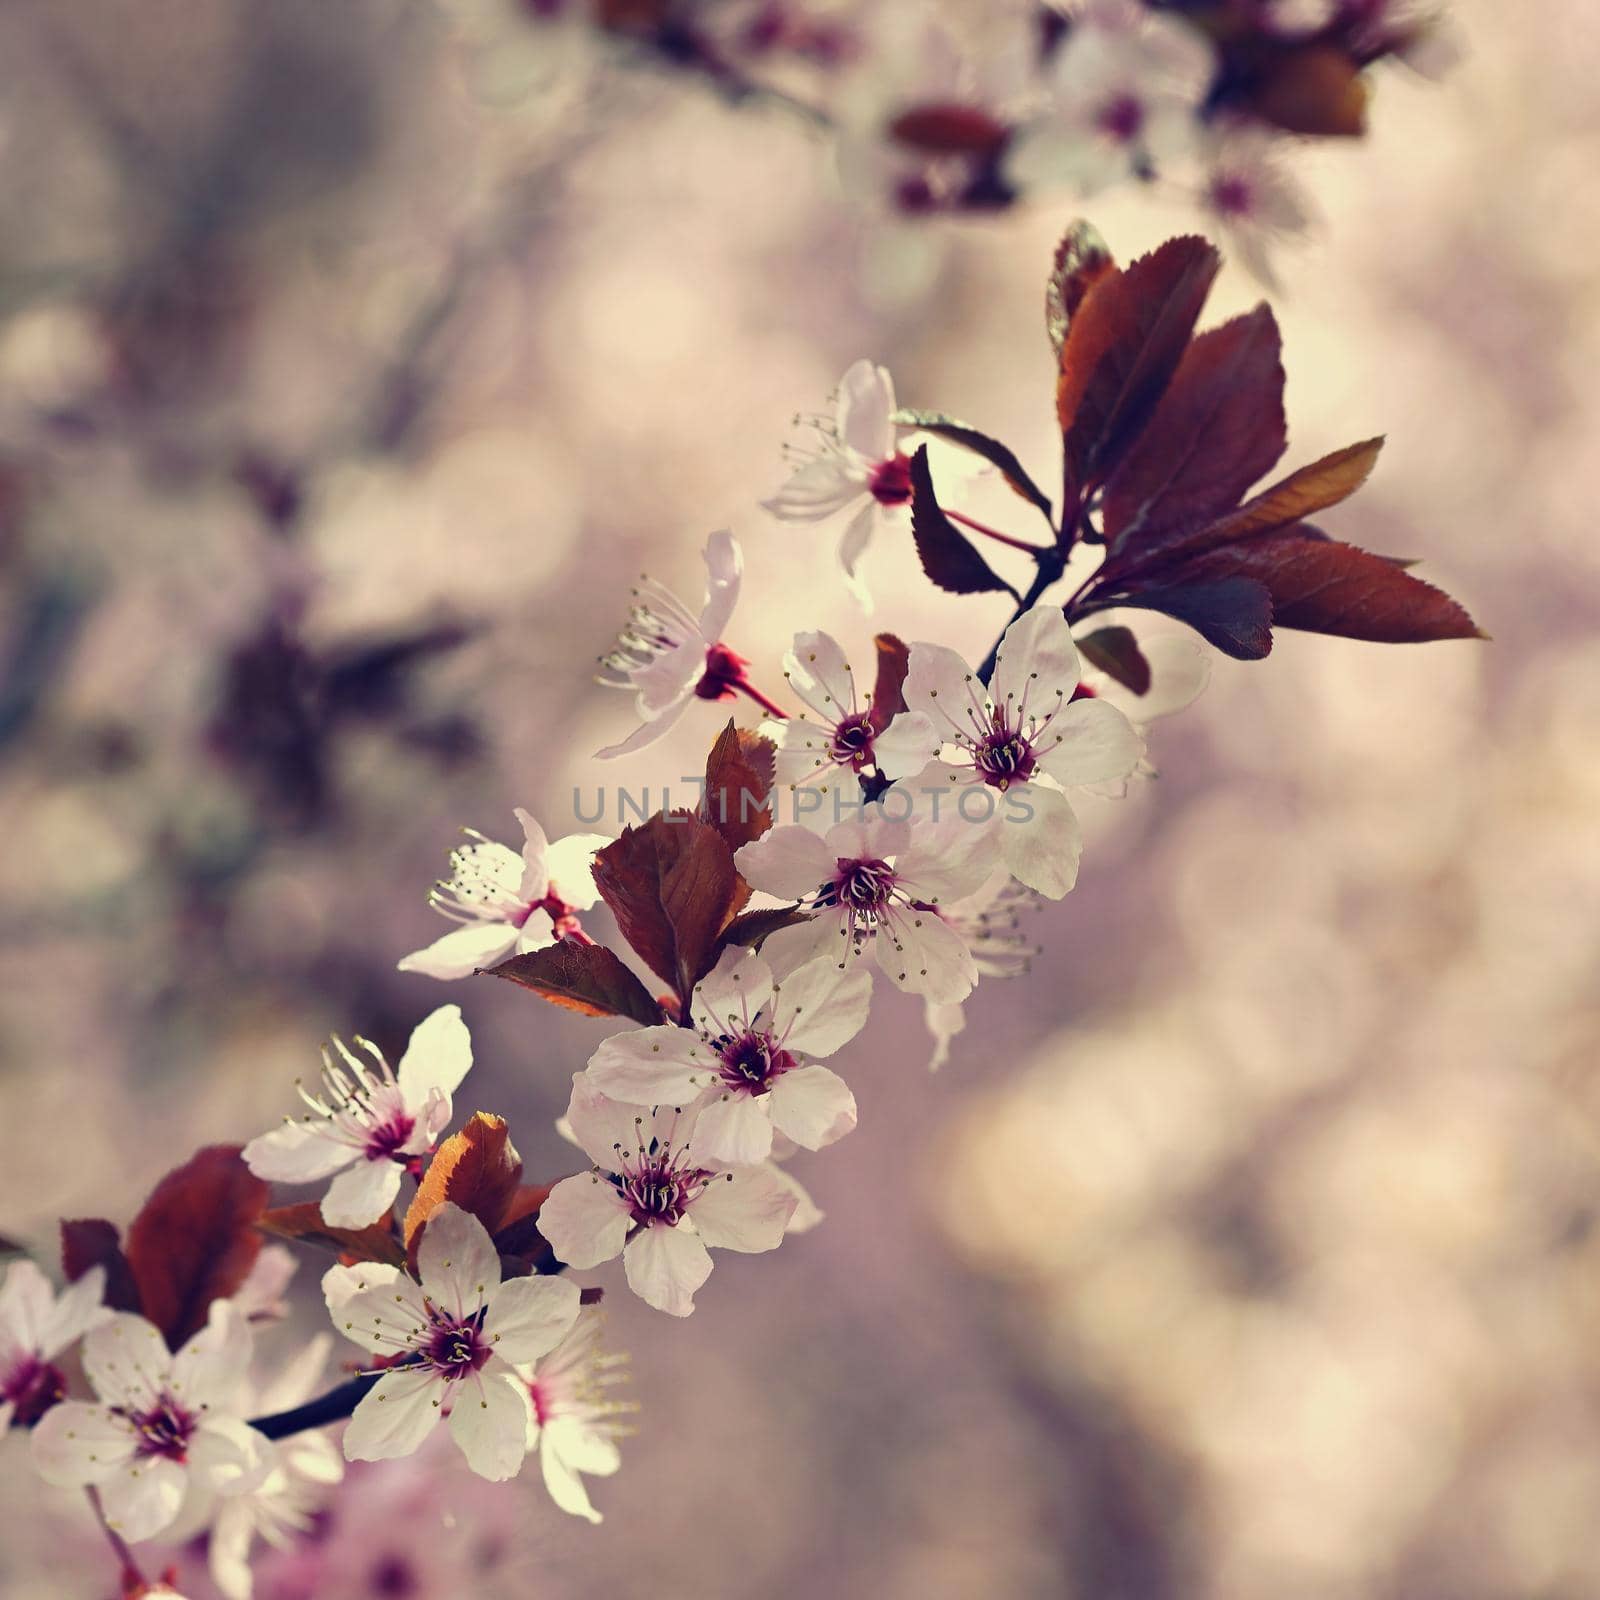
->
[868,453,914,506]
[716,1030,795,1094]
[821,856,897,912]
[1,1356,66,1427]
[616,1157,705,1227]
[827,713,877,769]
[1209,174,1254,217]
[127,1396,197,1462]
[424,1315,491,1380]
[695,642,749,701]
[363,1114,415,1162]
[974,727,1036,788]
[1097,93,1146,144]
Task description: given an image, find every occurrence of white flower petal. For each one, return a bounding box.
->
[99,1455,188,1541]
[540,1417,612,1523]
[170,1301,252,1413]
[448,1364,530,1481]
[343,1368,443,1462]
[763,457,866,523]
[691,944,775,1038]
[0,1260,56,1352]
[83,1314,170,1409]
[903,641,988,741]
[243,1121,356,1185]
[326,1272,427,1358]
[734,825,832,902]
[1034,698,1144,788]
[689,1167,795,1253]
[189,1416,275,1498]
[836,358,896,462]
[772,953,873,1058]
[544,832,610,910]
[416,1203,501,1315]
[319,1158,404,1231]
[998,783,1083,899]
[872,710,941,780]
[482,1276,581,1367]
[562,1073,652,1170]
[396,1004,474,1104]
[514,807,551,900]
[537,1175,630,1270]
[697,529,743,644]
[30,1400,135,1485]
[782,630,858,723]
[768,1066,858,1151]
[924,998,967,1072]
[396,922,519,981]
[587,1025,708,1104]
[836,500,878,610]
[878,909,978,1003]
[990,602,1081,706]
[692,1094,775,1167]
[595,687,692,760]
[622,1224,713,1317]
[768,1161,824,1233]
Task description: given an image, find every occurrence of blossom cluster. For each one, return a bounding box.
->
[2,215,1478,1600]
[446,0,1458,283]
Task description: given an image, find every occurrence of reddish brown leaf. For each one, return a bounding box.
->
[257,1204,406,1268]
[718,904,814,953]
[1046,220,1116,357]
[60,1219,142,1314]
[1174,531,1483,644]
[1248,45,1368,136]
[1103,305,1286,556]
[1103,577,1275,661]
[1076,625,1152,695]
[492,1183,554,1265]
[592,813,743,1001]
[1056,236,1221,510]
[908,445,1017,598]
[702,720,776,853]
[404,1113,523,1258]
[892,410,1053,521]
[888,103,1009,156]
[486,940,665,1026]
[867,632,910,732]
[124,1147,270,1347]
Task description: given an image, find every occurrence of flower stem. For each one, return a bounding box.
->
[947,508,1050,555]
[251,1372,381,1441]
[86,1486,144,1594]
[976,547,1068,686]
[733,677,788,719]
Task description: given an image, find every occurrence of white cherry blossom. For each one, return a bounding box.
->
[397,809,608,981]
[763,361,912,608]
[538,1076,796,1317]
[892,603,1144,899]
[762,628,937,794]
[1196,126,1313,291]
[31,1303,271,1543]
[735,805,996,1003]
[517,1308,633,1525]
[0,1259,110,1433]
[1075,624,1212,794]
[595,530,753,758]
[587,945,869,1166]
[322,1204,580,1481]
[243,1006,473,1229]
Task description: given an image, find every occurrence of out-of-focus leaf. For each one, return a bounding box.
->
[892,410,1053,520]
[492,1183,554,1268]
[1046,220,1116,357]
[404,1113,523,1259]
[258,1204,406,1268]
[1076,625,1153,695]
[908,446,1016,598]
[1103,577,1276,661]
[1103,305,1286,555]
[60,1219,142,1314]
[887,104,1009,156]
[486,940,665,1026]
[868,632,910,732]
[124,1147,270,1347]
[1056,236,1221,512]
[1248,45,1369,136]
[702,720,775,853]
[593,813,744,1001]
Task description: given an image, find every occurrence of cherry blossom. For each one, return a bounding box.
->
[31,1302,272,1543]
[763,361,912,608]
[763,628,938,793]
[587,944,869,1165]
[918,871,1042,1071]
[893,603,1144,898]
[322,1204,580,1481]
[538,1076,797,1317]
[734,805,996,1003]
[1196,127,1313,291]
[517,1307,632,1524]
[0,1259,111,1433]
[243,1005,473,1229]
[397,809,608,981]
[1010,0,1210,195]
[597,530,775,758]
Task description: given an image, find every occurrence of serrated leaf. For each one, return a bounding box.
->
[908,445,1017,598]
[1103,305,1286,556]
[1046,220,1116,356]
[404,1113,523,1258]
[486,940,665,1026]
[892,410,1052,520]
[60,1219,142,1314]
[1056,235,1221,514]
[257,1204,407,1268]
[702,720,776,853]
[592,813,743,1002]
[1076,625,1152,695]
[868,632,910,732]
[718,904,814,953]
[124,1147,270,1347]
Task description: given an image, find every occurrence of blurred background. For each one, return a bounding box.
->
[2,2,1598,1597]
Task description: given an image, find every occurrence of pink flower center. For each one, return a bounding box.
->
[823,856,897,913]
[1,1355,66,1427]
[616,1156,706,1227]
[868,453,914,507]
[1096,93,1146,144]
[423,1313,491,1380]
[974,725,1037,788]
[827,713,877,769]
[695,642,750,702]
[125,1396,197,1462]
[715,1030,795,1094]
[1209,173,1255,217]
[362,1112,416,1162]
